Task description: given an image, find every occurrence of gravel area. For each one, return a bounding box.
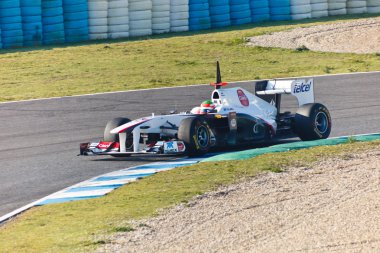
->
[98,151,380,253]
[248,17,380,54]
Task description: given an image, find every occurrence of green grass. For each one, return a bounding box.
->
[1,140,379,252]
[0,14,379,102]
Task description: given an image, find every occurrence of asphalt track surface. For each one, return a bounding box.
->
[0,72,379,218]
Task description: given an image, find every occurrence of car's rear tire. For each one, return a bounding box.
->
[104,117,133,157]
[294,103,332,141]
[178,117,211,156]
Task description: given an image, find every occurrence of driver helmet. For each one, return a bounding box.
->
[199,100,216,114]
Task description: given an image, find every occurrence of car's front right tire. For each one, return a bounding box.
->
[178,117,211,156]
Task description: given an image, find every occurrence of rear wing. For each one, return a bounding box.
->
[256,79,315,106]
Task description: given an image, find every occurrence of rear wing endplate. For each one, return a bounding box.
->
[256,79,314,106]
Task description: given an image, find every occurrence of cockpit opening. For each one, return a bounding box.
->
[212,91,221,104]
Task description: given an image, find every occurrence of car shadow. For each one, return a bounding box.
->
[89,155,184,162]
[89,136,300,162]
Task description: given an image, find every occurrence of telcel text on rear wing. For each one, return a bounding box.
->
[256,79,315,106]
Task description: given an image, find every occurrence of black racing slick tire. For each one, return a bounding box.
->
[178,117,211,156]
[104,117,133,157]
[104,117,131,142]
[294,103,332,141]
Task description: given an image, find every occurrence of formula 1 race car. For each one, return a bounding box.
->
[80,62,331,157]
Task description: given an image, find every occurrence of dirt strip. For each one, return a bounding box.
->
[248,17,380,54]
[98,151,380,253]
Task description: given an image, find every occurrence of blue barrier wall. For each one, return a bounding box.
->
[0,0,378,49]
[0,1,24,48]
[189,0,211,30]
[250,0,271,22]
[20,0,42,46]
[42,0,65,45]
[269,0,291,20]
[209,0,231,28]
[230,0,252,25]
[63,0,89,43]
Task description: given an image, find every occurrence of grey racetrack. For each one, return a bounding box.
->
[0,72,379,218]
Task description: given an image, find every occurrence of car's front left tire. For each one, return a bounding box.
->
[104,117,133,157]
[104,117,131,142]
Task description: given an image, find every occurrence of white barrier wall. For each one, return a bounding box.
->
[347,0,367,13]
[88,0,108,39]
[328,0,347,15]
[152,0,171,34]
[108,0,129,39]
[367,0,380,12]
[311,0,328,17]
[170,0,189,32]
[129,0,153,36]
[291,0,312,19]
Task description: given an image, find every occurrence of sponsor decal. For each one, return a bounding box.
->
[97,142,119,149]
[230,119,237,128]
[293,82,311,93]
[90,142,99,148]
[166,142,174,149]
[193,135,200,149]
[322,107,332,123]
[205,123,212,133]
[97,142,112,149]
[228,111,237,130]
[237,89,249,107]
[164,141,179,153]
[177,142,185,152]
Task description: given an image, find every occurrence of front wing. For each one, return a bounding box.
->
[80,140,187,156]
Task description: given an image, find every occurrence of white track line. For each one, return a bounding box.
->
[1,132,379,224]
[1,71,379,105]
[2,132,379,224]
[0,157,202,224]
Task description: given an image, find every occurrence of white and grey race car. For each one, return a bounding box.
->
[80,62,331,156]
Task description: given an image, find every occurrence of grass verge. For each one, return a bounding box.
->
[0,140,379,252]
[0,14,379,102]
